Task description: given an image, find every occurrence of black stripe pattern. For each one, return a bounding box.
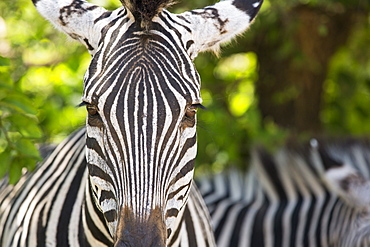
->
[1,0,263,245]
[0,128,215,246]
[82,14,203,241]
[197,139,370,247]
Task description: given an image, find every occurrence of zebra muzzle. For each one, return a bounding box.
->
[114,206,167,247]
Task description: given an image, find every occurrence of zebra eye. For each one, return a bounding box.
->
[78,101,102,127]
[86,104,98,116]
[181,104,205,130]
[185,105,198,119]
[185,103,205,119]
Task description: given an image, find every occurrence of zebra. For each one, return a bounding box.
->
[0,128,214,246]
[197,139,370,247]
[0,0,263,246]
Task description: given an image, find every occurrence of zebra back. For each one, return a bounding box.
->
[197,139,370,247]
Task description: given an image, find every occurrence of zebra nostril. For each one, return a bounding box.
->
[115,207,166,247]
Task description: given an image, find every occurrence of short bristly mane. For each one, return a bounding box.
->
[120,0,175,29]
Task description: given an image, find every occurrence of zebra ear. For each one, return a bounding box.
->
[32,0,109,54]
[177,0,263,57]
[319,150,370,209]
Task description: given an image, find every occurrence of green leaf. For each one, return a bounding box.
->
[0,150,11,179]
[7,132,22,143]
[14,139,41,159]
[22,156,38,173]
[0,56,10,67]
[2,94,38,115]
[8,159,23,184]
[6,114,42,138]
[0,130,8,153]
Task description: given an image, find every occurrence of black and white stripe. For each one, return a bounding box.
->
[1,0,262,245]
[0,128,215,246]
[197,139,370,247]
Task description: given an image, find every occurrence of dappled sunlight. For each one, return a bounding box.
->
[214,52,257,117]
[229,83,254,117]
[214,52,257,81]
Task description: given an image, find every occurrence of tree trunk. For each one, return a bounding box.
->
[251,4,357,134]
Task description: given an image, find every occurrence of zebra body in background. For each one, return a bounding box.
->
[0,0,263,246]
[197,139,370,247]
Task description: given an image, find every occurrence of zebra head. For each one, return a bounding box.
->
[32,0,262,245]
[82,13,203,246]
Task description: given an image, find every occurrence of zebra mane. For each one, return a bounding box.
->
[120,0,175,29]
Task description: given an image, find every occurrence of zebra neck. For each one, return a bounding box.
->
[81,177,114,245]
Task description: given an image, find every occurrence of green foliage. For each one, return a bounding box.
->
[0,56,42,183]
[0,0,90,182]
[195,52,288,173]
[323,21,370,135]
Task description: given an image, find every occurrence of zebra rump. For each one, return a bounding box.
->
[197,138,370,247]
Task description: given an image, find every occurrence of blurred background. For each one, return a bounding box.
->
[0,0,369,182]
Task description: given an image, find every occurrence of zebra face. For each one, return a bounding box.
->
[81,16,202,244]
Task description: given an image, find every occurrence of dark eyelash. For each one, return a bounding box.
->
[77,101,88,108]
[192,104,207,110]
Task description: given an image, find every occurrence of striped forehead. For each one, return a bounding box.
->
[82,20,201,107]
